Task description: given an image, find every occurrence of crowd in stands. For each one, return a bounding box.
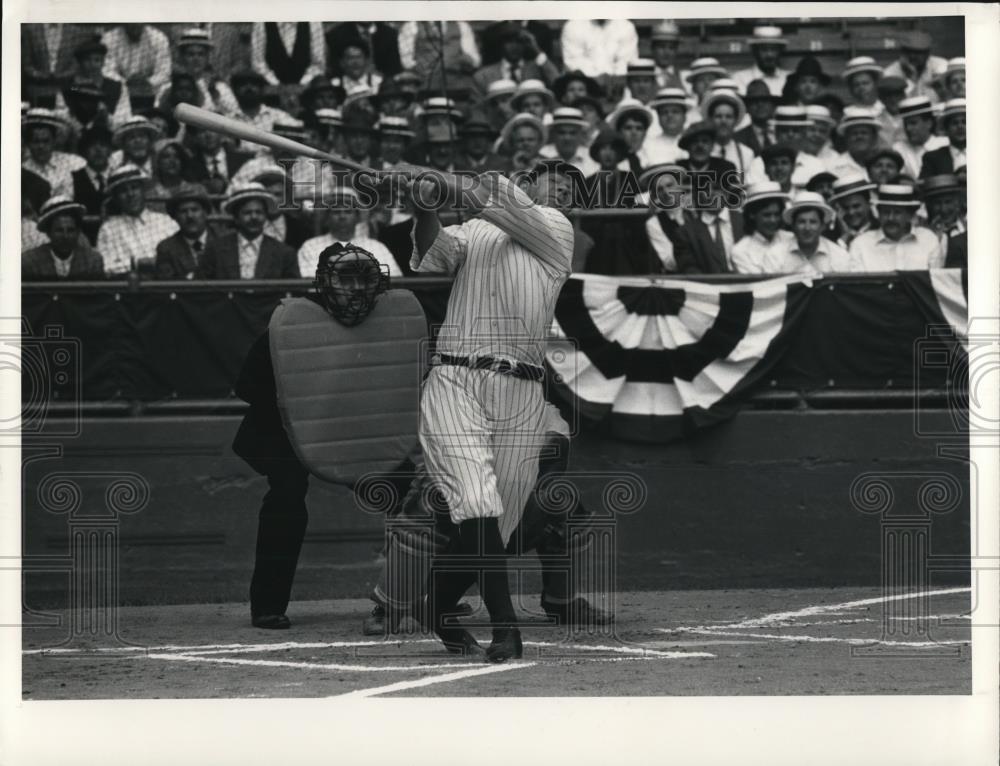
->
[21,19,969,282]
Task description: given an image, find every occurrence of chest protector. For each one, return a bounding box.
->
[269,291,427,485]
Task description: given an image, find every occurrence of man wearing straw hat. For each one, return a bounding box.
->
[919,99,966,178]
[938,58,965,100]
[649,21,688,91]
[624,59,660,105]
[921,173,966,242]
[685,57,728,107]
[825,106,882,179]
[645,88,691,165]
[703,85,763,185]
[732,25,792,97]
[499,112,546,172]
[891,96,948,179]
[539,107,598,177]
[168,28,240,115]
[772,191,851,275]
[803,105,839,166]
[22,196,105,280]
[154,183,217,280]
[454,117,510,174]
[884,30,948,103]
[97,164,178,276]
[108,115,161,175]
[196,183,299,279]
[22,108,83,199]
[731,181,793,273]
[828,172,880,248]
[847,184,944,271]
[748,106,825,193]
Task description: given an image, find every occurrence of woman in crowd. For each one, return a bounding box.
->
[607,98,654,173]
[147,139,193,214]
[773,191,851,274]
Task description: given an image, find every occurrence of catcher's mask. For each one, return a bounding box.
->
[314,243,390,326]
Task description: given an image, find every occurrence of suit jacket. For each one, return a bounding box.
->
[944,231,967,269]
[919,145,958,178]
[22,243,105,281]
[188,148,253,189]
[734,124,766,157]
[154,227,225,280]
[22,168,52,215]
[71,167,103,214]
[22,24,90,86]
[326,22,402,77]
[197,232,300,279]
[471,58,559,99]
[673,210,746,275]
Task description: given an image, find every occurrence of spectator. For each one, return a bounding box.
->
[607,99,654,172]
[416,122,460,175]
[169,28,240,115]
[649,21,687,91]
[418,96,465,135]
[673,179,745,274]
[472,22,558,99]
[326,22,402,79]
[677,120,738,183]
[842,57,883,109]
[186,122,253,195]
[552,70,602,108]
[228,160,315,249]
[624,59,659,105]
[570,95,605,149]
[644,88,689,164]
[156,72,206,120]
[97,164,179,276]
[108,116,160,175]
[331,40,383,99]
[155,183,218,279]
[804,105,839,165]
[848,184,944,270]
[22,197,105,280]
[703,86,762,184]
[22,23,90,106]
[229,70,297,154]
[939,58,965,100]
[736,80,779,154]
[919,99,965,177]
[197,183,299,279]
[61,83,114,138]
[297,187,400,277]
[893,96,948,179]
[539,107,599,177]
[499,112,545,172]
[943,230,967,269]
[731,181,793,273]
[454,117,510,173]
[921,174,966,242]
[22,109,83,198]
[481,79,519,132]
[875,76,909,146]
[61,35,132,127]
[774,192,851,274]
[312,108,345,156]
[884,30,948,103]
[749,106,825,192]
[300,76,345,120]
[375,116,416,171]
[147,139,193,213]
[866,148,905,186]
[101,23,172,108]
[757,143,798,194]
[685,58,727,106]
[732,26,791,97]
[371,79,412,120]
[560,18,638,79]
[480,20,557,66]
[251,22,326,87]
[829,173,879,247]
[826,106,882,178]
[341,112,377,169]
[510,79,556,123]
[23,167,52,219]
[397,21,480,93]
[71,127,112,242]
[642,163,690,272]
[805,170,844,241]
[781,56,831,106]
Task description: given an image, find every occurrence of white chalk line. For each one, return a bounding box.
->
[664,629,969,648]
[145,652,485,673]
[335,662,537,698]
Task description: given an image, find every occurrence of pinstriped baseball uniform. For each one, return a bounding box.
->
[411,174,574,544]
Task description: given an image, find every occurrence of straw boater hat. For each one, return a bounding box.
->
[920,174,963,199]
[939,98,966,125]
[484,79,518,103]
[685,58,728,84]
[165,183,212,218]
[36,196,86,233]
[677,120,717,151]
[549,107,589,130]
[606,98,653,131]
[837,106,881,135]
[510,79,555,111]
[224,182,278,216]
[248,163,288,184]
[112,116,161,147]
[746,25,787,48]
[828,172,877,204]
[321,185,360,206]
[701,87,746,124]
[897,95,936,121]
[874,184,921,208]
[500,112,545,147]
[273,122,310,141]
[771,105,812,129]
[940,57,966,87]
[743,180,789,210]
[805,105,835,126]
[783,191,835,226]
[420,96,464,122]
[650,20,681,42]
[842,56,883,82]
[22,108,68,138]
[314,108,344,128]
[626,59,657,79]
[649,87,691,111]
[377,116,416,139]
[638,163,688,193]
[707,78,742,94]
[177,28,213,49]
[105,164,152,196]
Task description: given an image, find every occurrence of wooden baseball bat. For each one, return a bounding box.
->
[173,103,378,175]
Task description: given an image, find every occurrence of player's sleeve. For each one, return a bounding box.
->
[478,174,574,276]
[368,240,404,277]
[410,221,469,276]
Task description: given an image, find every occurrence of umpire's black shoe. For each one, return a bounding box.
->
[486,627,523,663]
[362,603,387,636]
[252,614,291,630]
[541,597,614,627]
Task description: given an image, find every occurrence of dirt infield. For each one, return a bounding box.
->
[21,586,970,698]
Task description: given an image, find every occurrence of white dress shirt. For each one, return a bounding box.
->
[714,140,764,185]
[749,152,826,193]
[732,65,792,97]
[43,24,63,74]
[237,233,263,279]
[23,152,85,198]
[297,234,402,278]
[51,250,74,278]
[644,214,680,272]
[232,104,297,155]
[251,22,327,86]
[772,236,851,275]
[643,132,687,165]
[559,19,639,77]
[101,26,172,90]
[97,210,179,275]
[825,152,870,181]
[731,229,796,274]
[884,56,949,103]
[847,226,945,271]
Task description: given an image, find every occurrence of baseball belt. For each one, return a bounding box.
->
[434,353,545,382]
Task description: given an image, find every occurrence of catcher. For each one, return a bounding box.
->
[233,240,425,629]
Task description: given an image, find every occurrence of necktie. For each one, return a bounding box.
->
[712,216,728,270]
[191,238,203,255]
[210,156,221,179]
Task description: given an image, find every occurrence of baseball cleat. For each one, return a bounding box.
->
[486,627,523,663]
[251,613,291,630]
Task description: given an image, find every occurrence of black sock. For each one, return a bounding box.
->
[459,518,516,629]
